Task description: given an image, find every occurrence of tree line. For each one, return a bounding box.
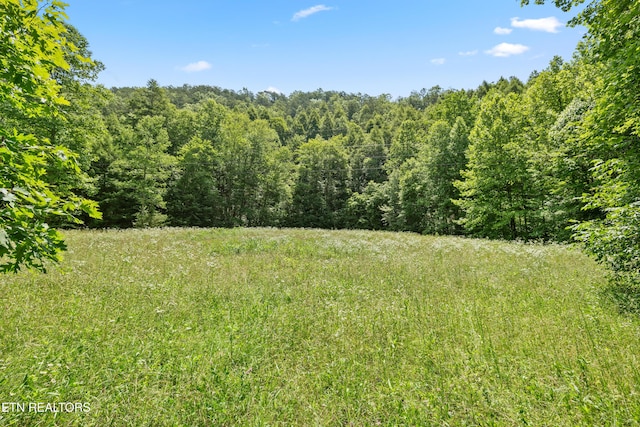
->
[1,0,639,291]
[37,62,592,241]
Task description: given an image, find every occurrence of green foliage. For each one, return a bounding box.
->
[126,79,174,126]
[396,157,431,232]
[421,118,470,235]
[400,86,445,110]
[543,97,599,240]
[384,118,470,235]
[101,115,175,228]
[345,181,388,230]
[165,108,199,155]
[5,1,640,418]
[564,0,640,286]
[85,80,523,235]
[218,113,290,226]
[520,0,590,14]
[387,119,424,171]
[474,77,525,98]
[130,116,174,227]
[574,201,640,285]
[0,0,100,272]
[519,0,640,287]
[349,128,387,193]
[167,136,221,227]
[455,91,535,239]
[425,89,478,127]
[0,132,99,272]
[289,137,351,228]
[0,0,68,118]
[519,59,594,240]
[167,108,290,227]
[14,0,636,291]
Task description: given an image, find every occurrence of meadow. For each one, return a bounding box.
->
[0,227,638,426]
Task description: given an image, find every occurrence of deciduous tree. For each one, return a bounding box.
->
[289,137,350,228]
[454,91,533,239]
[0,0,100,272]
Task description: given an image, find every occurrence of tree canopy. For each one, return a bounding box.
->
[0,0,100,272]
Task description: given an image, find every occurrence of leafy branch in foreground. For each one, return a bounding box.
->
[525,0,640,289]
[0,0,101,272]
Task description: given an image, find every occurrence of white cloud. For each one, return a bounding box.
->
[180,61,212,72]
[265,86,282,94]
[431,58,446,65]
[511,16,563,33]
[292,5,333,21]
[485,43,530,57]
[494,27,513,35]
[459,50,478,56]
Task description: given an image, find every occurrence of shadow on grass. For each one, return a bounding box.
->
[601,279,640,316]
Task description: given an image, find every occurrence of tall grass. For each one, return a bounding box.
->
[1,228,638,425]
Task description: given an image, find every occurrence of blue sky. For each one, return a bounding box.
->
[63,1,586,97]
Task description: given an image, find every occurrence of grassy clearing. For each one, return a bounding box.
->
[0,227,638,425]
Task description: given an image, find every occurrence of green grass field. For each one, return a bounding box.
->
[1,227,639,426]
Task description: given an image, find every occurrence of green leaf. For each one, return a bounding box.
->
[0,228,9,249]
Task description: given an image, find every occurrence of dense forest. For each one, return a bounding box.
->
[7,63,587,235]
[1,0,639,287]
